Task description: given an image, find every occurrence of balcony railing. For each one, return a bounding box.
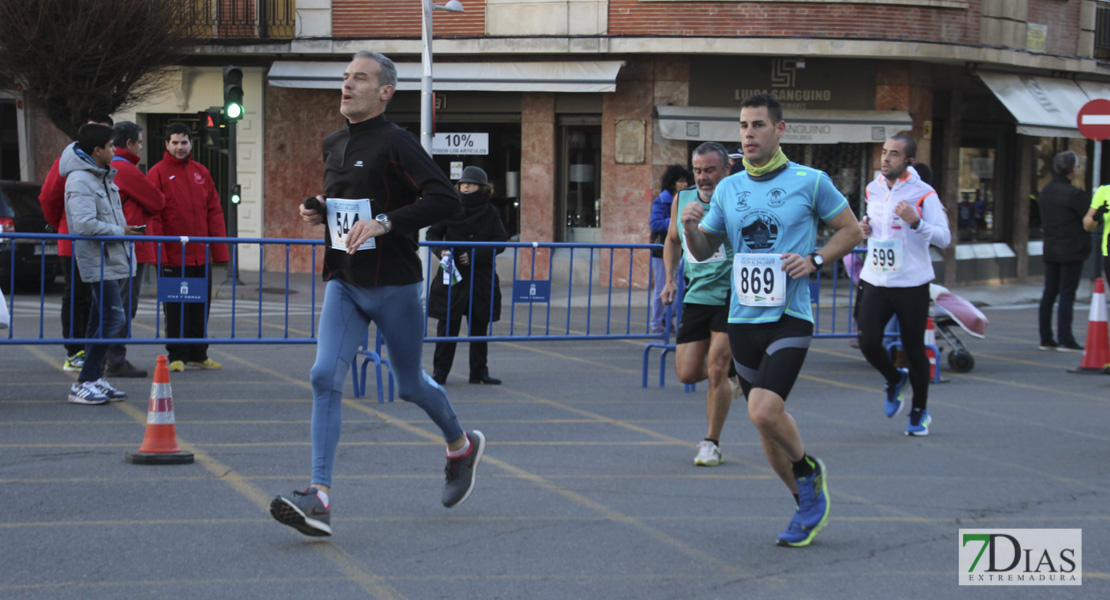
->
[189,0,296,41]
[1097,4,1110,61]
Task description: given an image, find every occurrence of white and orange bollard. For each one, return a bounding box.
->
[1070,278,1110,374]
[126,355,194,464]
[925,317,937,381]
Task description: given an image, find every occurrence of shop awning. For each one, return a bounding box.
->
[655,106,913,145]
[267,60,624,93]
[977,72,1093,139]
[1077,80,1110,102]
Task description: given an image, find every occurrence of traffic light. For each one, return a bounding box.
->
[230,184,242,205]
[198,108,224,149]
[223,66,244,121]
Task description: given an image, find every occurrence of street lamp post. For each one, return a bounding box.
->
[421,0,464,156]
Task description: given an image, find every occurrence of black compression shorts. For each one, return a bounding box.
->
[728,315,814,401]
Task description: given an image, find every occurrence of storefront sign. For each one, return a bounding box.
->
[432,133,489,156]
[691,58,876,111]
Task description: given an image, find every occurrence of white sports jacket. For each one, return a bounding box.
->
[860,166,951,288]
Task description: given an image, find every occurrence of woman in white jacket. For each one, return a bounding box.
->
[857,135,951,436]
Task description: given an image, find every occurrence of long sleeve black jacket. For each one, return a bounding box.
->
[321,115,460,286]
[1038,175,1091,264]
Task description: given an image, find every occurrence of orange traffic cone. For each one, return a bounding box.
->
[125,356,194,464]
[1069,278,1110,374]
[924,317,937,380]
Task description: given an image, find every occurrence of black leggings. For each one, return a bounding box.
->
[857,281,931,411]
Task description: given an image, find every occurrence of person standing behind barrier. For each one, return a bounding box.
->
[427,166,509,386]
[857,135,951,437]
[39,115,114,374]
[682,93,862,547]
[650,165,692,334]
[1037,151,1089,354]
[660,142,735,467]
[1083,184,1110,283]
[61,124,145,405]
[269,51,485,538]
[147,122,229,372]
[102,122,165,379]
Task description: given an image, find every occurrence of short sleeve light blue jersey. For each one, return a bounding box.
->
[700,162,848,324]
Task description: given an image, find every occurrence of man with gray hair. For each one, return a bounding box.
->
[660,142,737,467]
[1037,150,1090,353]
[270,51,484,537]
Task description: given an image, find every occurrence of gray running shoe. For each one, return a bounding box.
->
[442,430,485,508]
[270,488,332,536]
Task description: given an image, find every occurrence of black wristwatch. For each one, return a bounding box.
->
[809,252,824,269]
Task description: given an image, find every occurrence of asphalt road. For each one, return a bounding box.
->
[1,295,1107,599]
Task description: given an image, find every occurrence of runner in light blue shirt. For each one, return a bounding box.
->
[681,93,861,549]
[701,158,849,325]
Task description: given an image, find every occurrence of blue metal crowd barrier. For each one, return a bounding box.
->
[3,232,910,401]
[1,232,322,345]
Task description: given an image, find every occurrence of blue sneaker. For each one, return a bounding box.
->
[905,409,931,436]
[884,369,908,418]
[776,457,830,547]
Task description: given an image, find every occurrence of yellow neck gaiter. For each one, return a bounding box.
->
[743,148,789,177]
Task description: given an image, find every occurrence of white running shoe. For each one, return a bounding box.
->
[92,378,127,402]
[68,382,109,405]
[694,440,722,466]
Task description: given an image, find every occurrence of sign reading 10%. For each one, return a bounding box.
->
[432,133,490,156]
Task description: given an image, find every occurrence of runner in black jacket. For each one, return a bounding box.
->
[270,51,485,538]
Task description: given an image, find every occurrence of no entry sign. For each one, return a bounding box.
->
[1078,98,1110,141]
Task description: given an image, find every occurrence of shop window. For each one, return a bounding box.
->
[557,121,602,243]
[956,147,997,243]
[1029,138,1090,241]
[782,142,868,243]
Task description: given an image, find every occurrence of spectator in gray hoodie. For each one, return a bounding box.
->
[61,123,145,405]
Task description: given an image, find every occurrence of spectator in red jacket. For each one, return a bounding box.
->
[146,122,229,372]
[101,121,166,378]
[39,114,113,372]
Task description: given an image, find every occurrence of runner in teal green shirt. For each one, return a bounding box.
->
[660,142,736,467]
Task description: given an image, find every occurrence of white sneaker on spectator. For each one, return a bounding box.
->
[92,378,127,402]
[68,382,109,405]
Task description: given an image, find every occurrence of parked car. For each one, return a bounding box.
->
[0,180,60,293]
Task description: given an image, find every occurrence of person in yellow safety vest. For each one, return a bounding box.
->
[1082,184,1110,284]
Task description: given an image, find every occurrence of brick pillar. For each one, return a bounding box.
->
[519,93,555,279]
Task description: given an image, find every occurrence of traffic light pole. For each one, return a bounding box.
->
[221,120,243,286]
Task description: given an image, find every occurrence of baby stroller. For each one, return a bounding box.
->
[929,283,989,373]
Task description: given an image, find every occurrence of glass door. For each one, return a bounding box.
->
[557,119,602,242]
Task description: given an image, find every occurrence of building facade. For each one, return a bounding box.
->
[7,0,1110,283]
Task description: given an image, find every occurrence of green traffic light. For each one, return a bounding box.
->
[231,184,242,205]
[226,102,243,120]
